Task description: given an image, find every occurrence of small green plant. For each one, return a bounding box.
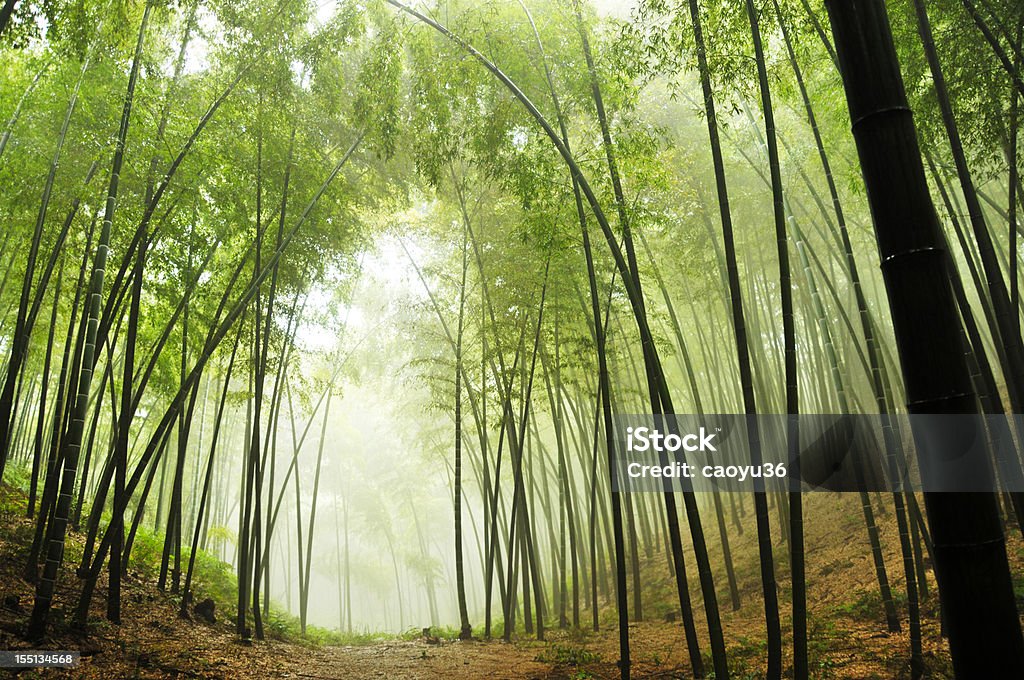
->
[834,589,908,622]
[1012,571,1024,602]
[1,461,32,496]
[125,524,164,579]
[189,547,239,608]
[703,639,773,680]
[536,643,601,666]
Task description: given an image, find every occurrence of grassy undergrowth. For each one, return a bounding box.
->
[1,462,504,649]
[0,463,403,648]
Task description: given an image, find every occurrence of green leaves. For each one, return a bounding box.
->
[354,18,403,159]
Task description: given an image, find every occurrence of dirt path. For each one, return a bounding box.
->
[251,639,558,679]
[0,573,575,679]
[2,597,573,679]
[3,624,607,679]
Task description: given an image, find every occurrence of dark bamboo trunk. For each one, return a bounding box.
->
[26,3,151,638]
[825,1,1024,675]
[0,0,17,37]
[684,0,780,675]
[745,3,796,675]
[181,328,241,615]
[455,217,472,639]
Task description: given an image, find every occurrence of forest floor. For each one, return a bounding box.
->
[1,482,1022,679]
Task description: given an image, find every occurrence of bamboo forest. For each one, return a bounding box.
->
[1,0,1023,677]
